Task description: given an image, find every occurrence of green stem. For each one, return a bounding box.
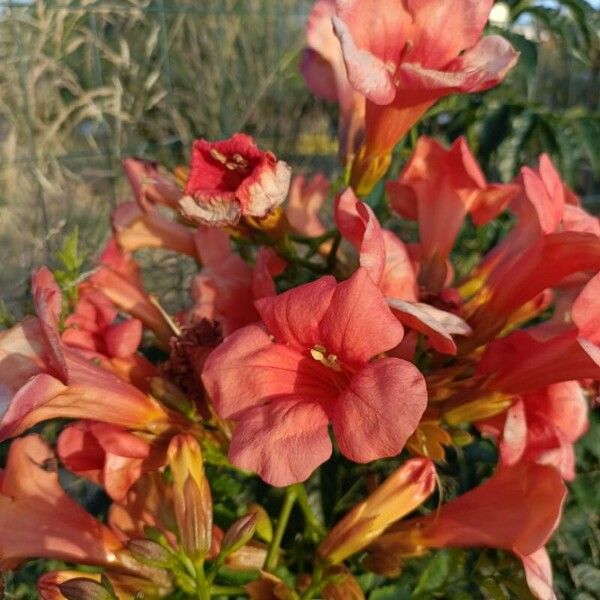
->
[296,483,326,540]
[210,585,247,596]
[264,485,299,571]
[195,562,210,600]
[299,564,324,600]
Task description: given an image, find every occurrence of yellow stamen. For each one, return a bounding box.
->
[310,345,342,371]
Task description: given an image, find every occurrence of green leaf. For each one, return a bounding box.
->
[502,31,538,77]
[576,116,600,174]
[497,110,536,181]
[370,582,411,600]
[413,550,452,595]
[573,564,600,593]
[480,577,509,600]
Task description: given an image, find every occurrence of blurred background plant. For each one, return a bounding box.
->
[1,0,599,310]
[0,1,599,597]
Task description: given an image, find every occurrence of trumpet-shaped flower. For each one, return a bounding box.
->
[190,227,285,335]
[286,173,330,238]
[0,435,123,570]
[300,0,365,165]
[387,137,518,291]
[0,269,173,441]
[335,189,471,354]
[62,287,156,391]
[464,231,600,347]
[479,382,588,480]
[369,463,566,600]
[476,270,600,394]
[332,0,518,194]
[179,134,292,227]
[89,241,174,344]
[202,268,427,486]
[466,155,599,295]
[112,201,197,257]
[57,421,166,501]
[123,157,181,210]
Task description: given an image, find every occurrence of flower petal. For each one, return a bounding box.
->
[519,548,557,600]
[228,398,332,486]
[319,268,404,364]
[332,15,396,105]
[331,357,426,462]
[202,324,337,420]
[387,298,471,355]
[335,189,386,285]
[406,0,494,67]
[255,276,337,350]
[397,36,519,94]
[0,435,122,570]
[32,268,69,384]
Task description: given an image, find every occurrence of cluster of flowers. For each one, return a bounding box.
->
[0,1,597,599]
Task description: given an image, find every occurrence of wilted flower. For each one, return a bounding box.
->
[179,134,292,227]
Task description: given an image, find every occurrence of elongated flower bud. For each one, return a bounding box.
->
[59,578,115,600]
[167,434,212,560]
[318,458,436,564]
[220,513,258,557]
[127,539,174,568]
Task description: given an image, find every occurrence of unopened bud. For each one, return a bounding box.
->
[450,428,473,447]
[362,551,403,577]
[127,539,174,568]
[322,566,365,600]
[58,578,114,600]
[443,393,514,425]
[221,513,258,557]
[168,434,212,560]
[318,458,436,564]
[248,503,273,543]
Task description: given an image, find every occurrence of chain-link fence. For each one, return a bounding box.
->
[0,0,338,308]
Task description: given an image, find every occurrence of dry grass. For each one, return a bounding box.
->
[0,0,334,309]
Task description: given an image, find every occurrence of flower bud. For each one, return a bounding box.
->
[221,513,258,557]
[167,434,212,560]
[443,392,514,425]
[127,539,174,568]
[58,578,115,600]
[318,458,436,564]
[322,566,365,600]
[247,503,273,543]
